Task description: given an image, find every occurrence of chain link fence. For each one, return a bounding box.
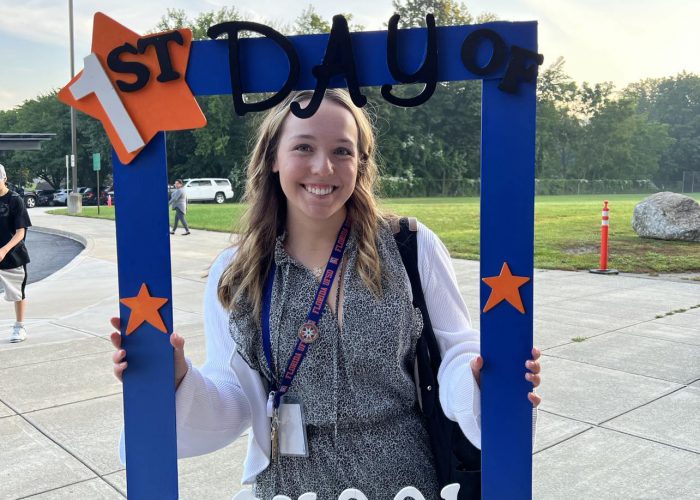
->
[379,177,664,198]
[681,171,700,193]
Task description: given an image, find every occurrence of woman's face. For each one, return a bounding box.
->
[273,98,359,227]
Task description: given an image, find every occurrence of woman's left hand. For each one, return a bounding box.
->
[526,347,542,407]
[470,347,543,407]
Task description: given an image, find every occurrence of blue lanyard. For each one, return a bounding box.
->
[262,217,351,409]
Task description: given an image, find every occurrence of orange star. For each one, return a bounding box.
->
[119,283,169,335]
[482,262,530,314]
[58,13,206,164]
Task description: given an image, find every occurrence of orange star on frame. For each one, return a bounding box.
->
[120,283,169,335]
[482,262,530,314]
[58,13,206,164]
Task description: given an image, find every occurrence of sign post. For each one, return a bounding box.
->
[92,152,101,214]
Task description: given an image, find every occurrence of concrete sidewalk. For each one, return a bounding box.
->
[0,209,698,499]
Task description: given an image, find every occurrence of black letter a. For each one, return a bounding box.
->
[291,15,367,119]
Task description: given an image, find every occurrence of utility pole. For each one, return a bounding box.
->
[67,0,82,213]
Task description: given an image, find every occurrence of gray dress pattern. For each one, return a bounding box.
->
[229,221,440,499]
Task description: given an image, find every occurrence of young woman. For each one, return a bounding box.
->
[111,89,541,499]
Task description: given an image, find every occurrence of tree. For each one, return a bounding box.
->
[537,57,577,104]
[4,93,72,188]
[190,96,252,177]
[145,3,492,191]
[375,0,490,187]
[151,7,254,190]
[77,111,113,187]
[293,5,364,34]
[625,72,700,183]
[0,92,111,188]
[535,58,579,177]
[572,81,615,121]
[391,0,474,27]
[153,7,242,39]
[294,5,331,34]
[574,97,672,180]
[534,58,675,182]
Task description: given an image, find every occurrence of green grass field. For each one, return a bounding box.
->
[50,193,700,273]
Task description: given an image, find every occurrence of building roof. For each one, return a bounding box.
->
[0,133,56,151]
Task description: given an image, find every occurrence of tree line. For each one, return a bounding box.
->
[0,1,697,196]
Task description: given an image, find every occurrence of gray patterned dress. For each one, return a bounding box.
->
[229,221,440,499]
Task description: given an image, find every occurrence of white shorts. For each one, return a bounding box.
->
[0,266,27,302]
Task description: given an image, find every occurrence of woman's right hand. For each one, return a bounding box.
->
[109,317,189,388]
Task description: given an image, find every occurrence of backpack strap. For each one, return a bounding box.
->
[392,217,441,415]
[390,216,417,235]
[392,217,482,492]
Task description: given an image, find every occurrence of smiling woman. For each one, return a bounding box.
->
[224,89,384,315]
[272,97,359,246]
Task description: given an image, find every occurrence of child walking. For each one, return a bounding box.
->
[0,164,32,343]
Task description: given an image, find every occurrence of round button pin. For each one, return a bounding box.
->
[298,321,320,343]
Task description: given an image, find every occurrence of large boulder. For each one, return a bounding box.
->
[632,192,700,242]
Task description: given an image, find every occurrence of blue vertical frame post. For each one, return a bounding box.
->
[480,73,537,498]
[113,132,178,499]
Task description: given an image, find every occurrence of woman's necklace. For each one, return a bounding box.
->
[310,266,325,281]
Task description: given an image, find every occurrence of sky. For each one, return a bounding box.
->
[0,0,698,111]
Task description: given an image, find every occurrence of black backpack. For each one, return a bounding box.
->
[0,192,31,270]
[392,217,481,499]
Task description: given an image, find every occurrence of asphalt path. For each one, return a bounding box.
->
[0,229,84,293]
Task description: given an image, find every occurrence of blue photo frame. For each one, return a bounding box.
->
[105,18,540,500]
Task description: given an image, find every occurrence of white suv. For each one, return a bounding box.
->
[182,178,234,204]
[53,189,69,205]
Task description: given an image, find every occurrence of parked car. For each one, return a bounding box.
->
[53,187,87,205]
[6,182,38,208]
[182,178,234,204]
[53,189,69,205]
[36,189,56,206]
[82,187,109,206]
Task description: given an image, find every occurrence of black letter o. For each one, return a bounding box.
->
[461,29,508,76]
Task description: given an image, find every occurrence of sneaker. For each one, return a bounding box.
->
[182,231,191,235]
[10,325,27,343]
[170,230,175,235]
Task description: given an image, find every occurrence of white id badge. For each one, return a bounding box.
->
[278,395,309,457]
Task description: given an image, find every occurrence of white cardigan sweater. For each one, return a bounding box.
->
[120,222,482,485]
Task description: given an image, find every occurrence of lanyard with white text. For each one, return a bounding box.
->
[262,216,351,410]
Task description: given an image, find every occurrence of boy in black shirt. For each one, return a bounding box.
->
[0,164,32,342]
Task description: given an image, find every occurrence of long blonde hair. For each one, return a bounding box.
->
[218,89,384,320]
